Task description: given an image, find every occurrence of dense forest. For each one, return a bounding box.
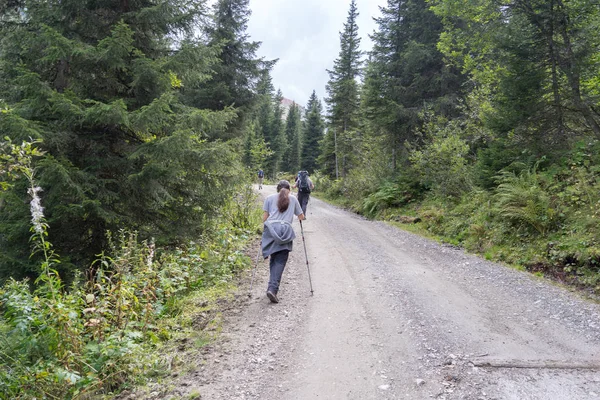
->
[1,0,599,397]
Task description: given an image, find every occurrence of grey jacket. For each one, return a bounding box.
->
[261,219,296,258]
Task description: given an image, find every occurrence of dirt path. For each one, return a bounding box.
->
[174,185,600,399]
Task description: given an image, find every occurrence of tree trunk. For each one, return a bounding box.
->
[547,0,565,136]
[555,0,600,137]
[54,59,70,92]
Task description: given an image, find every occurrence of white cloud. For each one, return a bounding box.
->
[247,0,386,106]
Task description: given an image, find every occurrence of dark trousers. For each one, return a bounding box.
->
[297,191,310,215]
[268,250,290,294]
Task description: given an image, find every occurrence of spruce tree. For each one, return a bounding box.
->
[323,0,363,177]
[0,0,242,280]
[243,120,271,170]
[363,0,464,170]
[197,0,263,128]
[283,102,302,173]
[317,128,338,178]
[431,0,600,151]
[255,69,276,145]
[302,91,324,173]
[268,89,287,177]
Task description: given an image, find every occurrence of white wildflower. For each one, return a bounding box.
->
[28,186,45,234]
[147,238,155,267]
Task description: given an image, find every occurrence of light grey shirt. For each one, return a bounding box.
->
[261,193,303,257]
[263,193,303,223]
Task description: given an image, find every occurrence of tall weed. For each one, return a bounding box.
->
[224,183,261,232]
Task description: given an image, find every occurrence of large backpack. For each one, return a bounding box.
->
[298,171,311,193]
[258,169,264,178]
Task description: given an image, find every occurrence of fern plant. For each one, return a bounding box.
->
[495,167,558,235]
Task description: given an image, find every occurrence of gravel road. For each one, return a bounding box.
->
[174,185,600,400]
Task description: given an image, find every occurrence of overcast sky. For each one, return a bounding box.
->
[246,0,387,107]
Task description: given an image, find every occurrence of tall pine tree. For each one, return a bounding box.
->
[363,0,464,170]
[0,0,242,280]
[267,89,287,177]
[323,0,363,177]
[302,90,324,173]
[195,0,263,129]
[283,102,302,173]
[255,69,275,145]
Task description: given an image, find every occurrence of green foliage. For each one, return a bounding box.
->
[0,222,254,399]
[361,179,421,218]
[0,2,267,395]
[243,121,273,171]
[474,139,536,189]
[265,89,287,178]
[316,127,337,179]
[320,0,600,293]
[0,0,252,280]
[431,0,600,139]
[310,171,352,207]
[418,191,497,251]
[282,102,302,173]
[357,138,600,291]
[302,91,324,173]
[0,137,44,190]
[361,0,464,172]
[409,116,474,198]
[495,166,559,235]
[323,0,363,177]
[223,183,262,232]
[198,0,264,123]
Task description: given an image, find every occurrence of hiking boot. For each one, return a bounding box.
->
[266,291,279,303]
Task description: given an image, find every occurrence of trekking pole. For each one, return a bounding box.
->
[299,220,314,295]
[249,242,261,298]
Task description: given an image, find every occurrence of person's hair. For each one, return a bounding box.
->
[276,180,291,213]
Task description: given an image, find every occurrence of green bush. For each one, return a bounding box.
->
[0,225,253,399]
[495,167,559,235]
[361,176,423,218]
[224,183,262,232]
[409,118,475,198]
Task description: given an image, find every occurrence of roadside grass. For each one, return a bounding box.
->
[372,206,600,299]
[0,186,263,400]
[121,281,242,398]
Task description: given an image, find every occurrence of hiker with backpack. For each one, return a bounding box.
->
[257,169,264,189]
[293,170,314,216]
[261,180,305,303]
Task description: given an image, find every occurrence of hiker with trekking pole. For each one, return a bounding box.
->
[293,170,314,217]
[260,180,306,303]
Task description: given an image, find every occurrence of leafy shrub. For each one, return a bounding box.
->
[438,190,497,251]
[418,202,447,234]
[1,225,252,399]
[224,183,261,232]
[495,167,559,235]
[409,118,475,198]
[313,172,345,200]
[474,139,536,189]
[361,176,423,218]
